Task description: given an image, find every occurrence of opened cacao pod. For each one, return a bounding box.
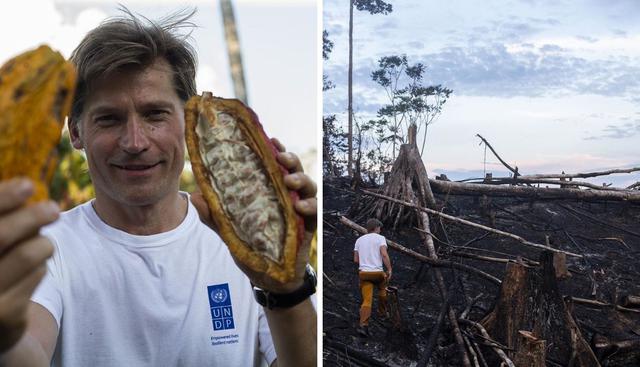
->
[185,92,304,284]
[0,45,76,202]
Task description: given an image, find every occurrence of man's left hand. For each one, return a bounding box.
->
[192,138,317,294]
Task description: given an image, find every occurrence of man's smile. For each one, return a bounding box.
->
[111,161,163,176]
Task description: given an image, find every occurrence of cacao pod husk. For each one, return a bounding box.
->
[0,45,76,202]
[185,92,304,284]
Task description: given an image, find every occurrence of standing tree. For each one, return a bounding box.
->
[220,0,248,104]
[347,0,392,177]
[323,31,346,176]
[372,55,452,158]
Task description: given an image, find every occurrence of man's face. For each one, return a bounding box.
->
[71,59,186,207]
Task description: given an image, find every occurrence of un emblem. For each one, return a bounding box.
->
[211,288,228,304]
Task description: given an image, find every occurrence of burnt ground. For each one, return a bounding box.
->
[322,176,640,366]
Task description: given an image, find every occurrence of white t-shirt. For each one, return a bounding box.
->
[353,233,387,272]
[32,196,276,367]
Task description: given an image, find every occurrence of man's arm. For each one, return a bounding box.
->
[265,298,316,367]
[380,246,392,280]
[1,303,58,366]
[353,250,359,265]
[0,179,59,366]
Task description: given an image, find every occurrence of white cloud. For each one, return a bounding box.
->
[508,35,640,59]
[0,0,63,59]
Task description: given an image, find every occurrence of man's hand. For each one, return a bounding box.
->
[192,138,317,293]
[0,179,58,353]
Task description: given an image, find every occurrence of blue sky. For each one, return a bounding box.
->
[0,0,318,178]
[324,0,640,187]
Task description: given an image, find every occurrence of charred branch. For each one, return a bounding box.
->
[361,189,583,257]
[476,134,519,178]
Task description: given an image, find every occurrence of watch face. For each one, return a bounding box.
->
[306,264,317,287]
[253,287,268,306]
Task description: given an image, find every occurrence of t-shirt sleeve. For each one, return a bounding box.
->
[258,306,277,366]
[354,238,360,252]
[30,234,63,329]
[380,234,388,247]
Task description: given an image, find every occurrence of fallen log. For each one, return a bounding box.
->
[361,190,582,257]
[620,295,640,309]
[481,251,600,366]
[429,179,640,203]
[339,216,501,285]
[417,211,472,367]
[591,334,640,364]
[520,166,640,180]
[480,177,627,191]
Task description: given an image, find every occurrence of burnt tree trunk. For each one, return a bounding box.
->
[481,251,600,366]
[357,124,436,229]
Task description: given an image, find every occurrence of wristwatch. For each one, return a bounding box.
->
[253,264,317,309]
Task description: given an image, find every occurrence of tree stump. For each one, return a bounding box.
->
[353,123,436,230]
[481,252,600,366]
[512,331,546,367]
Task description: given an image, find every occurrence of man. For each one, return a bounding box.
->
[0,11,316,367]
[353,218,392,337]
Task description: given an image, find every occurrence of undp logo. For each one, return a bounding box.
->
[210,288,228,304]
[207,283,235,331]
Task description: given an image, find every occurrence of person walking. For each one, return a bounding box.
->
[353,218,392,336]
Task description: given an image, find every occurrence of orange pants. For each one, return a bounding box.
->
[358,271,388,327]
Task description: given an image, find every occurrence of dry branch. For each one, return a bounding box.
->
[361,189,583,257]
[476,134,519,178]
[570,297,640,314]
[339,216,501,285]
[324,338,390,367]
[418,288,452,367]
[559,204,640,238]
[460,318,516,367]
[450,251,539,266]
[429,179,640,202]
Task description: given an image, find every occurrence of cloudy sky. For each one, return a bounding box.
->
[324,0,640,187]
[0,0,318,177]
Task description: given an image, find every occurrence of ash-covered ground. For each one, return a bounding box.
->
[323,176,640,366]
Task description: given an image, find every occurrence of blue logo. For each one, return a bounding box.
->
[207,283,235,331]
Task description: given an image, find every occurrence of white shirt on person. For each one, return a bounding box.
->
[32,194,276,367]
[354,232,387,272]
